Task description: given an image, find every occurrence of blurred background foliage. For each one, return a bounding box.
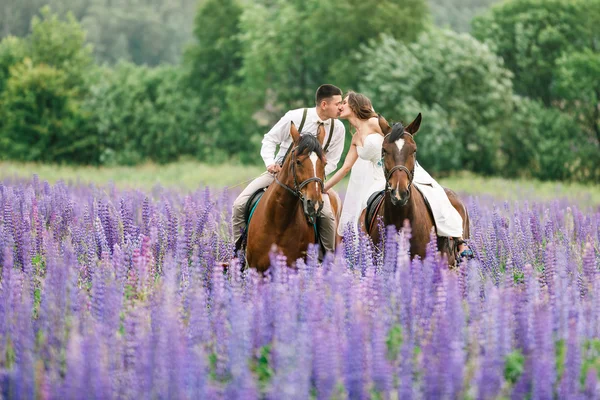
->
[0,0,598,182]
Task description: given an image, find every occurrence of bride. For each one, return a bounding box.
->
[323,91,385,242]
[324,91,473,258]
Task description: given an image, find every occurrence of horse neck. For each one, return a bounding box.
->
[270,162,302,211]
[383,186,416,225]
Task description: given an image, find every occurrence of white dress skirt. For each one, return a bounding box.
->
[337,134,386,236]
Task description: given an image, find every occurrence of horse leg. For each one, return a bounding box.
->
[444,187,471,263]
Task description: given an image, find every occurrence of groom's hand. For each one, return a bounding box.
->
[267,164,281,174]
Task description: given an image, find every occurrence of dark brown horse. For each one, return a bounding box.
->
[246,123,337,272]
[363,114,470,267]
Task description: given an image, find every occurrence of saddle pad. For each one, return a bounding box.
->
[365,187,439,236]
[243,187,318,243]
[245,188,266,225]
[365,190,385,233]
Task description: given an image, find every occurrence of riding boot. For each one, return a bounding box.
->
[317,194,336,256]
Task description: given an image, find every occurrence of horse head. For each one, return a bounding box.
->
[382,113,422,206]
[277,122,327,223]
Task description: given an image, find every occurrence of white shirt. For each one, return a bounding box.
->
[260,107,346,177]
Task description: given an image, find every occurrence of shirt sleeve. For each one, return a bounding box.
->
[324,120,346,176]
[260,111,293,168]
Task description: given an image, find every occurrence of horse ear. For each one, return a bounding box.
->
[290,122,300,144]
[378,114,392,135]
[316,122,326,145]
[405,113,422,135]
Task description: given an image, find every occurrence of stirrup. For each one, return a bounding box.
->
[459,248,474,259]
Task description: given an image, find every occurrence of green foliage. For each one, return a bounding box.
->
[0,59,96,164]
[386,324,404,361]
[1,0,198,66]
[352,30,514,174]
[0,8,96,164]
[249,344,274,391]
[581,339,600,387]
[505,97,600,183]
[30,6,94,90]
[504,349,525,384]
[85,62,204,165]
[185,0,242,100]
[554,49,600,144]
[472,0,590,106]
[0,36,26,93]
[234,0,428,127]
[428,0,502,33]
[556,339,567,381]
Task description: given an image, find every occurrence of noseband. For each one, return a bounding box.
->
[382,132,415,195]
[275,146,325,220]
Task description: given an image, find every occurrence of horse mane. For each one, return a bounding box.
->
[387,122,406,143]
[296,134,325,160]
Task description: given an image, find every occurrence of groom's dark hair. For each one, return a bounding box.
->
[315,84,342,105]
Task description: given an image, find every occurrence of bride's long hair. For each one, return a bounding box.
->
[346,91,382,136]
[346,91,378,120]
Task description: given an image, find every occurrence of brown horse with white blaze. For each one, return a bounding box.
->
[246,123,334,272]
[364,113,470,266]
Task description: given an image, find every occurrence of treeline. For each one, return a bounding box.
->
[0,0,598,183]
[2,0,500,64]
[1,0,198,66]
[429,0,501,32]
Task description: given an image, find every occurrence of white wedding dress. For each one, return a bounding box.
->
[338,133,464,238]
[338,133,386,236]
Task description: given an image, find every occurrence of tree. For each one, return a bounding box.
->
[29,6,94,90]
[350,30,514,175]
[472,0,589,106]
[0,59,96,164]
[0,36,27,94]
[85,62,204,165]
[428,0,501,33]
[237,0,429,112]
[504,97,599,182]
[554,50,600,144]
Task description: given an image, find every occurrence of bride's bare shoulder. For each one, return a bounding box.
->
[367,117,383,133]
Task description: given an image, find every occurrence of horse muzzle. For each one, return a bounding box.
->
[302,198,323,223]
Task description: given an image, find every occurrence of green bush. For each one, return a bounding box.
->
[0,59,96,164]
[85,62,205,165]
[352,30,514,175]
[504,97,600,182]
[0,36,26,94]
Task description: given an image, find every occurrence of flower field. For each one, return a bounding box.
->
[0,175,599,399]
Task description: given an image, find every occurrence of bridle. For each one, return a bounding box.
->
[275,145,325,222]
[382,131,415,197]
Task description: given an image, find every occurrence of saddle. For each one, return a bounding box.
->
[364,186,439,234]
[365,190,385,233]
[236,186,320,252]
[235,188,266,252]
[245,188,266,225]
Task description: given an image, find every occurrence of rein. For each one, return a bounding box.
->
[274,146,325,222]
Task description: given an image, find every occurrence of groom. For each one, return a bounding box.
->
[232,84,346,255]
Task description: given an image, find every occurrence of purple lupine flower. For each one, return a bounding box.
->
[557,312,581,398]
[371,314,393,396]
[584,367,599,399]
[531,302,555,400]
[142,196,151,237]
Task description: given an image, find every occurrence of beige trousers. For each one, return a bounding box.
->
[232,173,336,254]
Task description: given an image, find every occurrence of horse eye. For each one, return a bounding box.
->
[296,159,302,165]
